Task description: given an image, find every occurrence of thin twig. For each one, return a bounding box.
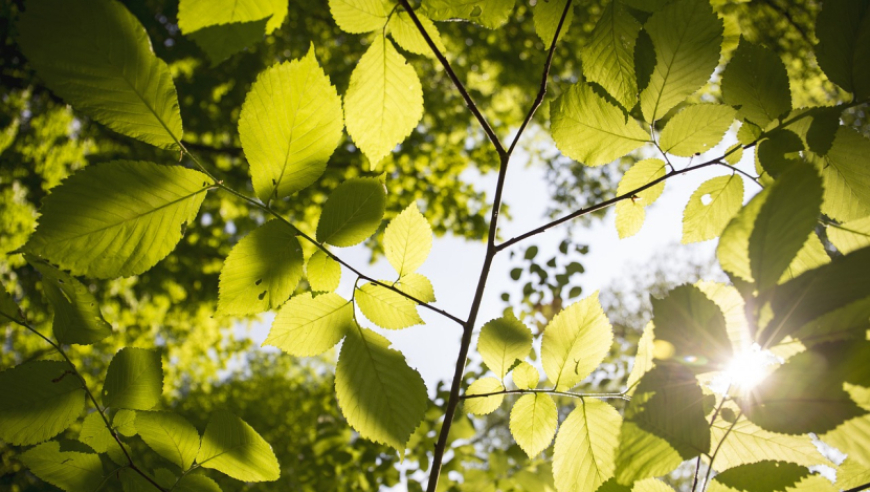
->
[845,482,870,492]
[692,390,730,492]
[701,409,742,492]
[396,0,506,158]
[461,388,627,400]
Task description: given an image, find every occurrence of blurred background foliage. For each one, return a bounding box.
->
[0,0,861,490]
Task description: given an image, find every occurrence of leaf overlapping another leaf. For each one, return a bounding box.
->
[197,410,280,482]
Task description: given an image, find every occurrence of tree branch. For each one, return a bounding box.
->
[845,482,870,492]
[396,0,506,158]
[461,388,627,401]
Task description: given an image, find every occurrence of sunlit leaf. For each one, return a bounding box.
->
[721,39,792,126]
[424,0,516,29]
[581,0,640,110]
[614,158,668,239]
[660,104,736,157]
[388,11,446,58]
[534,0,574,45]
[103,347,163,411]
[264,292,353,356]
[553,399,621,492]
[465,377,505,416]
[396,273,437,303]
[385,203,433,277]
[717,186,770,282]
[20,441,104,492]
[329,0,388,34]
[478,314,533,379]
[710,416,829,471]
[815,0,870,99]
[707,461,807,492]
[187,18,271,66]
[136,411,201,469]
[114,409,137,438]
[197,410,280,481]
[682,174,744,244]
[178,0,286,34]
[511,361,539,390]
[828,216,870,255]
[306,250,342,293]
[626,322,655,394]
[837,458,870,490]
[356,282,424,329]
[316,177,386,247]
[811,127,870,222]
[510,393,557,458]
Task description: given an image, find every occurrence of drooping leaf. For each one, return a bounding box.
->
[356,282,424,329]
[721,39,792,126]
[739,345,868,434]
[710,417,829,471]
[717,186,770,282]
[306,250,342,293]
[511,361,539,390]
[682,174,744,244]
[423,0,516,29]
[238,49,344,202]
[639,0,723,122]
[553,399,621,492]
[0,361,84,446]
[660,104,737,157]
[316,178,386,247]
[614,158,668,239]
[217,220,303,316]
[24,161,210,279]
[614,364,710,484]
[812,127,870,222]
[335,326,428,452]
[708,461,808,492]
[510,393,557,458]
[136,411,201,470]
[541,292,613,390]
[329,0,388,34]
[815,0,870,99]
[17,0,183,149]
[551,82,649,167]
[29,258,112,345]
[102,347,163,411]
[264,292,353,356]
[187,18,271,66]
[388,11,446,58]
[478,314,533,379]
[197,410,280,482]
[464,377,505,415]
[650,284,732,372]
[20,441,104,492]
[178,0,286,34]
[385,203,433,277]
[344,35,424,166]
[581,0,641,110]
[828,216,870,255]
[396,273,437,303]
[534,0,574,45]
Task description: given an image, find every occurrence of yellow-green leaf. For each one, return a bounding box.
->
[478,314,533,379]
[388,11,446,58]
[329,0,388,34]
[828,216,870,255]
[102,348,163,411]
[264,293,353,356]
[553,399,621,492]
[682,174,744,244]
[614,158,668,239]
[721,39,792,126]
[385,203,433,277]
[356,282,423,329]
[396,273,436,303]
[20,441,104,492]
[465,377,505,415]
[660,104,736,157]
[316,177,386,247]
[581,0,641,110]
[136,411,201,470]
[511,361,539,390]
[424,0,516,29]
[510,393,557,458]
[534,0,574,45]
[306,250,342,293]
[197,410,280,482]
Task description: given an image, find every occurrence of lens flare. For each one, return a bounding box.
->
[711,344,781,394]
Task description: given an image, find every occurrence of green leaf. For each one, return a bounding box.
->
[423,0,516,29]
[478,314,533,379]
[344,35,424,166]
[335,326,428,452]
[511,361,539,390]
[29,258,112,345]
[553,399,621,492]
[614,364,710,484]
[217,220,303,316]
[263,292,353,356]
[639,0,723,122]
[828,216,870,255]
[239,49,343,202]
[777,233,830,284]
[175,474,223,492]
[725,144,744,165]
[197,410,280,482]
[710,416,829,471]
[708,461,807,492]
[396,273,437,303]
[329,0,388,34]
[682,174,744,244]
[534,0,574,45]
[739,345,868,434]
[551,82,649,167]
[626,322,655,394]
[717,186,770,282]
[0,361,84,446]
[777,107,841,157]
[178,0,286,34]
[824,414,870,468]
[581,0,640,110]
[650,284,731,372]
[79,411,115,453]
[0,281,21,324]
[749,163,823,291]
[24,161,210,279]
[815,0,870,99]
[356,282,424,329]
[464,377,505,415]
[660,104,736,157]
[187,18,271,66]
[541,292,613,390]
[763,247,870,347]
[737,121,762,146]
[17,0,183,150]
[316,178,386,247]
[103,347,163,410]
[20,441,104,492]
[621,0,672,11]
[812,127,870,222]
[136,411,201,469]
[756,130,804,179]
[721,39,792,126]
[388,11,446,58]
[837,458,870,490]
[306,250,342,293]
[385,203,433,277]
[696,281,751,354]
[114,409,137,438]
[614,158,668,239]
[510,393,557,458]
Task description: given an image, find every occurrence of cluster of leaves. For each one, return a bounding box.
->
[2,0,870,491]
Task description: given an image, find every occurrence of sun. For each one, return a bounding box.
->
[712,344,781,394]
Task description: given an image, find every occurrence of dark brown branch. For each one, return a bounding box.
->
[845,482,870,492]
[396,0,506,158]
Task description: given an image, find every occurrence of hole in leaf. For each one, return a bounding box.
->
[701,194,713,206]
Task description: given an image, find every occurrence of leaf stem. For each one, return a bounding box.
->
[701,407,741,492]
[461,388,628,401]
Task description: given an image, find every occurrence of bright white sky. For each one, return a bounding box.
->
[245,129,759,393]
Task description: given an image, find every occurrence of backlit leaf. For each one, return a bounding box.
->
[136,411,201,469]
[553,399,621,492]
[114,409,137,438]
[20,441,104,492]
[388,11,446,58]
[306,250,342,293]
[478,314,533,379]
[0,361,84,446]
[812,127,870,222]
[329,0,388,34]
[187,18,271,66]
[837,458,870,490]
[581,1,641,110]
[385,203,433,277]
[660,104,736,157]
[103,347,163,411]
[0,282,21,324]
[197,410,280,482]
[18,0,183,149]
[424,0,516,29]
[717,186,770,282]
[815,0,870,99]
[721,39,792,126]
[682,174,744,244]
[465,377,505,415]
[335,326,428,452]
[708,461,808,492]
[24,161,210,279]
[316,178,386,247]
[396,273,436,303]
[239,49,344,202]
[510,393,557,458]
[264,293,353,356]
[511,362,539,390]
[828,216,870,255]
[178,0,286,34]
[710,416,829,471]
[626,322,655,394]
[534,0,574,45]
[614,158,667,239]
[356,282,424,329]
